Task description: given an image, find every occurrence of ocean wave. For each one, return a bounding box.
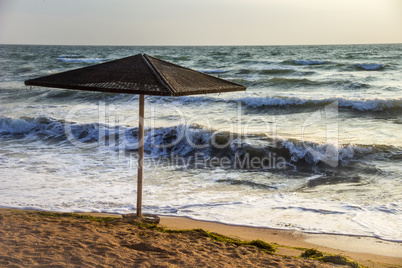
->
[338,98,402,111]
[24,86,400,114]
[353,63,387,71]
[294,60,331,65]
[57,55,107,63]
[57,57,108,63]
[210,51,230,56]
[279,59,388,71]
[21,87,136,104]
[267,78,315,84]
[244,76,370,90]
[234,96,402,112]
[236,59,277,65]
[236,68,298,75]
[200,69,229,74]
[15,66,35,74]
[1,116,398,172]
[230,76,370,90]
[257,77,327,87]
[236,96,326,108]
[162,95,401,113]
[152,55,191,62]
[58,55,82,58]
[336,81,370,90]
[171,55,190,61]
[282,60,331,66]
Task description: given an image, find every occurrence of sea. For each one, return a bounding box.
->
[1,44,401,242]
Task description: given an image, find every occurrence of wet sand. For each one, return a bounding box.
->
[0,208,401,267]
[160,216,402,267]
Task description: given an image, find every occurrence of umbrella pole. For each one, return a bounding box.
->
[137,94,145,217]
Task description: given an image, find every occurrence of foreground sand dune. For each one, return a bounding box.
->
[0,208,400,267]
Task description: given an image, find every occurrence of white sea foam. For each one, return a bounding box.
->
[2,43,402,243]
[0,116,389,171]
[0,117,38,134]
[1,167,401,241]
[199,69,229,74]
[234,96,402,111]
[160,94,402,112]
[58,55,81,58]
[281,139,371,166]
[236,96,314,107]
[57,57,108,63]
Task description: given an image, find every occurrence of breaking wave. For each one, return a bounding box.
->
[354,63,387,70]
[236,68,299,75]
[235,96,402,112]
[278,59,387,71]
[200,69,229,74]
[168,95,402,113]
[57,55,108,63]
[1,116,399,172]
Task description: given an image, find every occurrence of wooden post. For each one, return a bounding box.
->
[137,95,145,217]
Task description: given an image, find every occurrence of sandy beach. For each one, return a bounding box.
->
[0,208,400,267]
[2,44,402,268]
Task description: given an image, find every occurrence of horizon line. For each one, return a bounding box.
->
[1,42,401,47]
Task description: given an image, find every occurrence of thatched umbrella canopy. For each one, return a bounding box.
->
[25,53,246,217]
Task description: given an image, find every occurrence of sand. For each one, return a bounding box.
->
[0,208,401,267]
[160,216,402,267]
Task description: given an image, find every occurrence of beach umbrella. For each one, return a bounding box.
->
[25,53,246,217]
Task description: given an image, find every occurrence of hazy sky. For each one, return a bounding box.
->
[1,0,401,46]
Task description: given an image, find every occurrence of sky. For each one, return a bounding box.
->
[0,0,401,46]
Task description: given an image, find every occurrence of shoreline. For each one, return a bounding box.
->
[158,215,402,256]
[160,214,402,245]
[5,206,401,245]
[159,215,402,266]
[1,208,401,267]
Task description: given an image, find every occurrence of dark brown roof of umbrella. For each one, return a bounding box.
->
[24,54,246,96]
